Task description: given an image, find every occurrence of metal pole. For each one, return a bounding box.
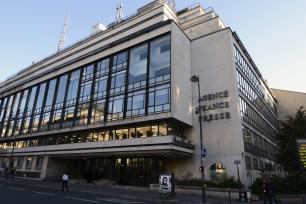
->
[196,76,206,203]
[228,190,232,204]
[237,163,241,201]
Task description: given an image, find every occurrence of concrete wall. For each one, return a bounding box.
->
[170,22,193,126]
[189,28,244,180]
[272,88,306,120]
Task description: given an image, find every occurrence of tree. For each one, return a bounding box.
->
[279,106,306,174]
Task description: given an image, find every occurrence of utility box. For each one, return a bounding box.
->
[159,173,175,200]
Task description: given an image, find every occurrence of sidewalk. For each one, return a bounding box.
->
[0,177,303,204]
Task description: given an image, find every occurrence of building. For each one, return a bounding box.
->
[0,0,282,186]
[271,88,306,120]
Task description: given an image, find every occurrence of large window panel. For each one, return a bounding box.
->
[40,79,56,131]
[14,90,29,135]
[7,92,21,136]
[31,83,46,132]
[148,84,170,114]
[112,52,128,72]
[1,95,14,136]
[149,35,170,84]
[50,74,68,129]
[110,70,126,95]
[107,95,124,121]
[126,90,145,118]
[22,86,37,134]
[62,70,80,128]
[128,44,148,89]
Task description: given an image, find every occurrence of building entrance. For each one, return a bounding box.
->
[74,157,165,186]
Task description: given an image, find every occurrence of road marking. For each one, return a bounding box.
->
[9,187,25,191]
[32,191,55,196]
[65,196,99,203]
[96,198,144,204]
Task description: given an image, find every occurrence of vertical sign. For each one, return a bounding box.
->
[297,139,306,170]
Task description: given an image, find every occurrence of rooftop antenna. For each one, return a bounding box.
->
[116,3,124,22]
[57,9,70,52]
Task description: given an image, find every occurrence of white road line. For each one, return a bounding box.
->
[65,196,99,203]
[32,191,55,196]
[8,187,25,191]
[96,198,144,204]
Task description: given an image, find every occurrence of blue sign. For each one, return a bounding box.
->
[201,148,207,158]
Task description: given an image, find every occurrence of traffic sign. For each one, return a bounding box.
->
[234,160,241,165]
[201,148,207,158]
[201,157,207,162]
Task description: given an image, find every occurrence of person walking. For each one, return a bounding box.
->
[264,178,279,204]
[62,172,69,192]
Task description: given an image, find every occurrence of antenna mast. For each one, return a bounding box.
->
[57,9,70,52]
[116,3,124,22]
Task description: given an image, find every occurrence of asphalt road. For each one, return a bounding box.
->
[0,178,304,204]
[0,181,159,204]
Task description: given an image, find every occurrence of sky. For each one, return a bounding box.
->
[0,0,305,92]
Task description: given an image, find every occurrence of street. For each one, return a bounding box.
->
[0,178,305,204]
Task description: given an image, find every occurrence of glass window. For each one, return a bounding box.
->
[16,157,24,169]
[35,156,44,170]
[97,58,109,76]
[115,129,128,140]
[35,83,46,110]
[112,52,128,72]
[107,95,124,121]
[55,74,68,104]
[129,44,148,87]
[110,71,126,95]
[149,35,170,80]
[151,124,158,136]
[91,99,106,124]
[159,123,167,136]
[128,127,135,139]
[126,90,145,117]
[45,79,57,107]
[25,156,33,170]
[148,84,170,114]
[136,126,151,138]
[21,87,36,134]
[66,70,80,101]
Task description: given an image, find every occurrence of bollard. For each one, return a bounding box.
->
[228,190,231,204]
[202,184,206,203]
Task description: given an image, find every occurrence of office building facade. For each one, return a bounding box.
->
[0,0,282,186]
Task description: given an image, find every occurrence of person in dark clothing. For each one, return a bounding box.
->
[264,178,279,204]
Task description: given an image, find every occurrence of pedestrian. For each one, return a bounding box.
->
[10,167,16,179]
[264,178,279,204]
[62,172,69,191]
[4,167,9,179]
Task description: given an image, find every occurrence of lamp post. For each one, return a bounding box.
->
[190,74,206,203]
[234,160,242,201]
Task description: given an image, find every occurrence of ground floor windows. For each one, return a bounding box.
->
[35,156,44,170]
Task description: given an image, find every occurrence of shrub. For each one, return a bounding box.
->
[176,176,243,189]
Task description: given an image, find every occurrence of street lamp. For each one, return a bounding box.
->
[190,74,206,203]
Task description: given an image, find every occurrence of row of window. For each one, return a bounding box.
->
[245,155,281,173]
[0,35,171,138]
[0,156,43,171]
[243,126,279,161]
[237,70,279,129]
[239,97,278,143]
[0,122,184,149]
[234,46,277,115]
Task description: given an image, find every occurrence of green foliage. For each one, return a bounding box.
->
[279,106,306,173]
[176,176,243,189]
[251,175,306,195]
